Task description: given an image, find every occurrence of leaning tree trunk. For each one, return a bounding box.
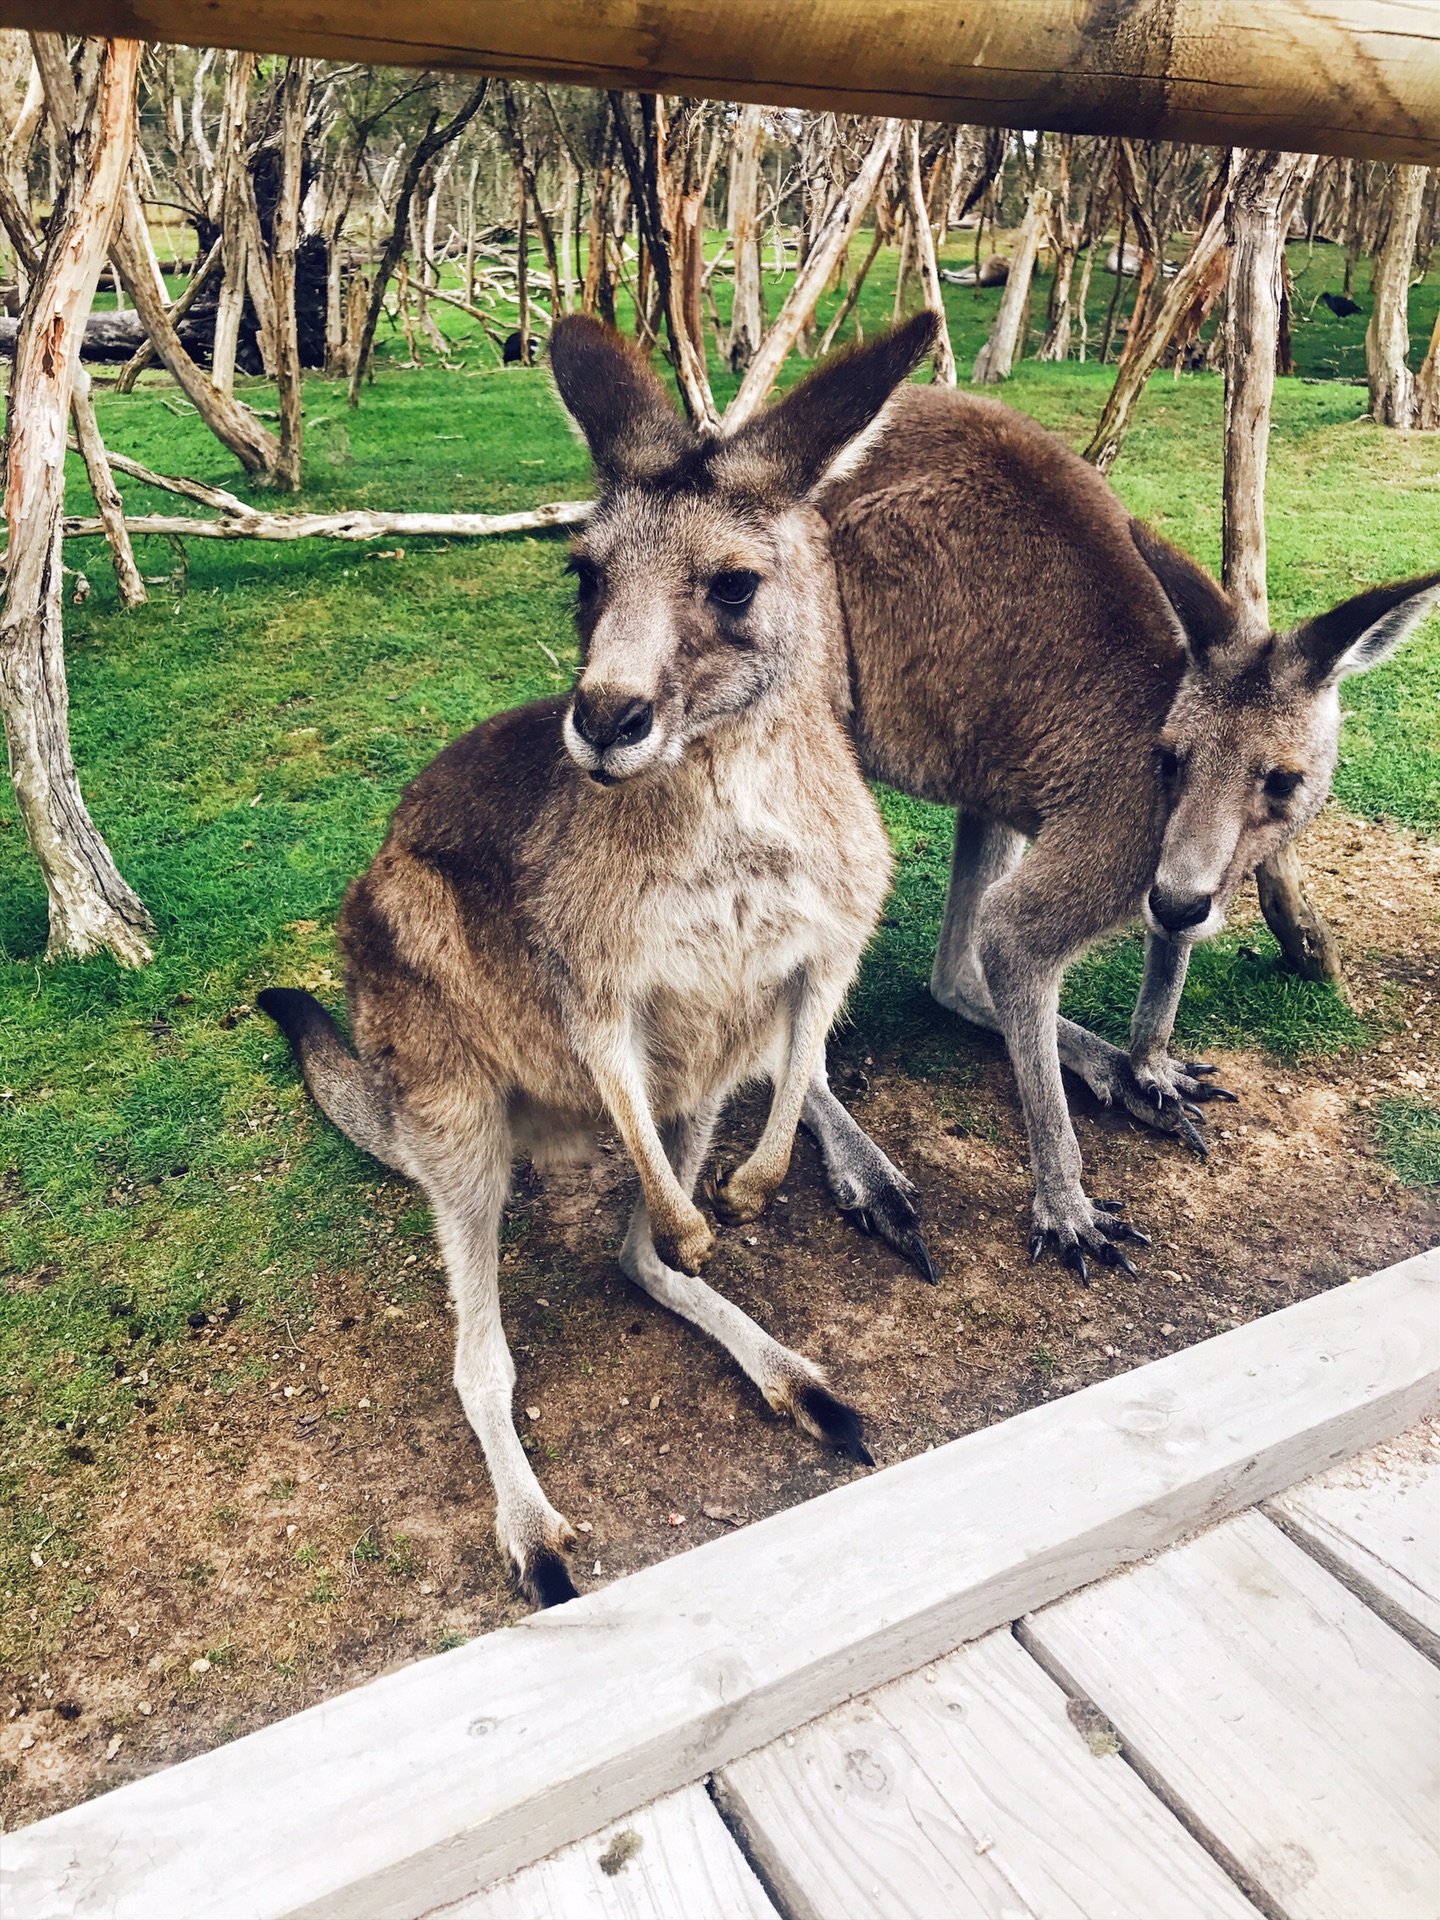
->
[210,49,256,397]
[725,117,900,430]
[70,363,145,607]
[1366,164,1427,427]
[1084,182,1229,473]
[903,119,956,384]
[1223,148,1345,994]
[972,185,1049,383]
[726,103,766,372]
[0,36,154,967]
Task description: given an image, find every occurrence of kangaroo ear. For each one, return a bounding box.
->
[716,312,938,499]
[1129,520,1237,665]
[548,315,691,485]
[1290,571,1440,685]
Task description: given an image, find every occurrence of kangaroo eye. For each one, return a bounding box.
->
[1156,747,1181,784]
[1264,768,1304,803]
[567,555,599,602]
[709,569,761,611]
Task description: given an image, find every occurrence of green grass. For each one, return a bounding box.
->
[1375,1099,1440,1187]
[1,236,1437,1648]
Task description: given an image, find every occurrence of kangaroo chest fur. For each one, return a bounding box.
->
[527,721,891,1121]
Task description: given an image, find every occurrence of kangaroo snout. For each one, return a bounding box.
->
[564,685,659,781]
[571,689,654,752]
[1147,885,1212,934]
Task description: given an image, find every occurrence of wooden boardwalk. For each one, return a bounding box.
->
[451,1420,1440,1920]
[5,1250,1437,1920]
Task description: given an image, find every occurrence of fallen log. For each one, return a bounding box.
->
[53,500,592,544]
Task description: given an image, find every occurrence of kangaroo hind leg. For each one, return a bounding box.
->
[621,1103,872,1465]
[418,1102,578,1609]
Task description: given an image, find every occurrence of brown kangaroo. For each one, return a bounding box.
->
[800,382,1439,1282]
[259,313,939,1607]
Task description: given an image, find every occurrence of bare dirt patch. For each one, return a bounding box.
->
[3,810,1436,1828]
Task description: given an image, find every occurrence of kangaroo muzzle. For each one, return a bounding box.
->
[563,685,662,783]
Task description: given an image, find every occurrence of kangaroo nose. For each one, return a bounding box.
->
[570,692,654,753]
[1148,886,1212,934]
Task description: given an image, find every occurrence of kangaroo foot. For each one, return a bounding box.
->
[1076,1039,1238,1155]
[804,1117,935,1283]
[764,1359,875,1466]
[503,1512,579,1611]
[1028,1190,1150,1287]
[849,1182,937,1284]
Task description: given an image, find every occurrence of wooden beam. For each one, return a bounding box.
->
[1,0,1435,164]
[3,1250,1435,1920]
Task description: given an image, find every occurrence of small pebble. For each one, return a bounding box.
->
[189,1658,210,1675]
[667,1513,686,1526]
[577,1520,592,1533]
[649,1394,661,1410]
[526,1405,541,1421]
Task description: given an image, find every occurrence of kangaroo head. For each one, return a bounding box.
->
[1131,520,1440,944]
[548,311,937,784]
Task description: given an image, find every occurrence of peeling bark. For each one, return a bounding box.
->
[1366,164,1427,427]
[0,36,153,966]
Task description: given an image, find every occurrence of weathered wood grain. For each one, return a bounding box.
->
[1266,1420,1440,1658]
[716,1628,1259,1919]
[2,1,1436,162]
[434,1785,777,1920]
[1023,1510,1440,1920]
[4,1251,1435,1920]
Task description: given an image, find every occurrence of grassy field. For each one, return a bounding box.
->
[1,236,1437,1668]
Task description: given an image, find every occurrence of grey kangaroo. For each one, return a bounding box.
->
[259,314,939,1607]
[798,385,1439,1282]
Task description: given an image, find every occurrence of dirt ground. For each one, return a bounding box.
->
[3,808,1437,1828]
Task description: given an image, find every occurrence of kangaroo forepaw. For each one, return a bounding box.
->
[1027,1191,1150,1287]
[712,1163,778,1225]
[652,1205,715,1275]
[851,1182,937,1284]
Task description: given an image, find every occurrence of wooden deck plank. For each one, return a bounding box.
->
[1265,1419,1440,1658]
[715,1628,1260,1920]
[1023,1510,1440,1920]
[431,1785,778,1920]
[5,1250,1435,1920]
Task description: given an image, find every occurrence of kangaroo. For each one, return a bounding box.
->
[258,312,939,1607]
[794,384,1440,1282]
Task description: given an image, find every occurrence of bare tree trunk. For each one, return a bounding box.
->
[500,81,562,321]
[114,236,221,393]
[347,83,489,409]
[1366,164,1427,427]
[463,152,480,305]
[903,120,955,384]
[271,57,310,491]
[726,117,900,430]
[1084,188,1229,472]
[1037,137,1077,363]
[608,92,717,427]
[1412,303,1440,429]
[210,49,254,396]
[726,102,765,372]
[515,166,531,362]
[972,185,1049,383]
[70,363,145,606]
[33,28,279,477]
[1223,148,1342,992]
[559,151,577,314]
[0,36,154,966]
[817,219,883,353]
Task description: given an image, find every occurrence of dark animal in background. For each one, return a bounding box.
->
[1319,292,1362,319]
[799,386,1440,1281]
[504,330,541,365]
[259,314,939,1606]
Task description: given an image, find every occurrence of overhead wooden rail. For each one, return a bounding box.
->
[1,0,1436,164]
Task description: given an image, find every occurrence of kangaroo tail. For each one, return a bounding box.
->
[256,987,398,1168]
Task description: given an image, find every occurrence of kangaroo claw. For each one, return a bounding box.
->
[1029,1195,1150,1285]
[847,1182,936,1283]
